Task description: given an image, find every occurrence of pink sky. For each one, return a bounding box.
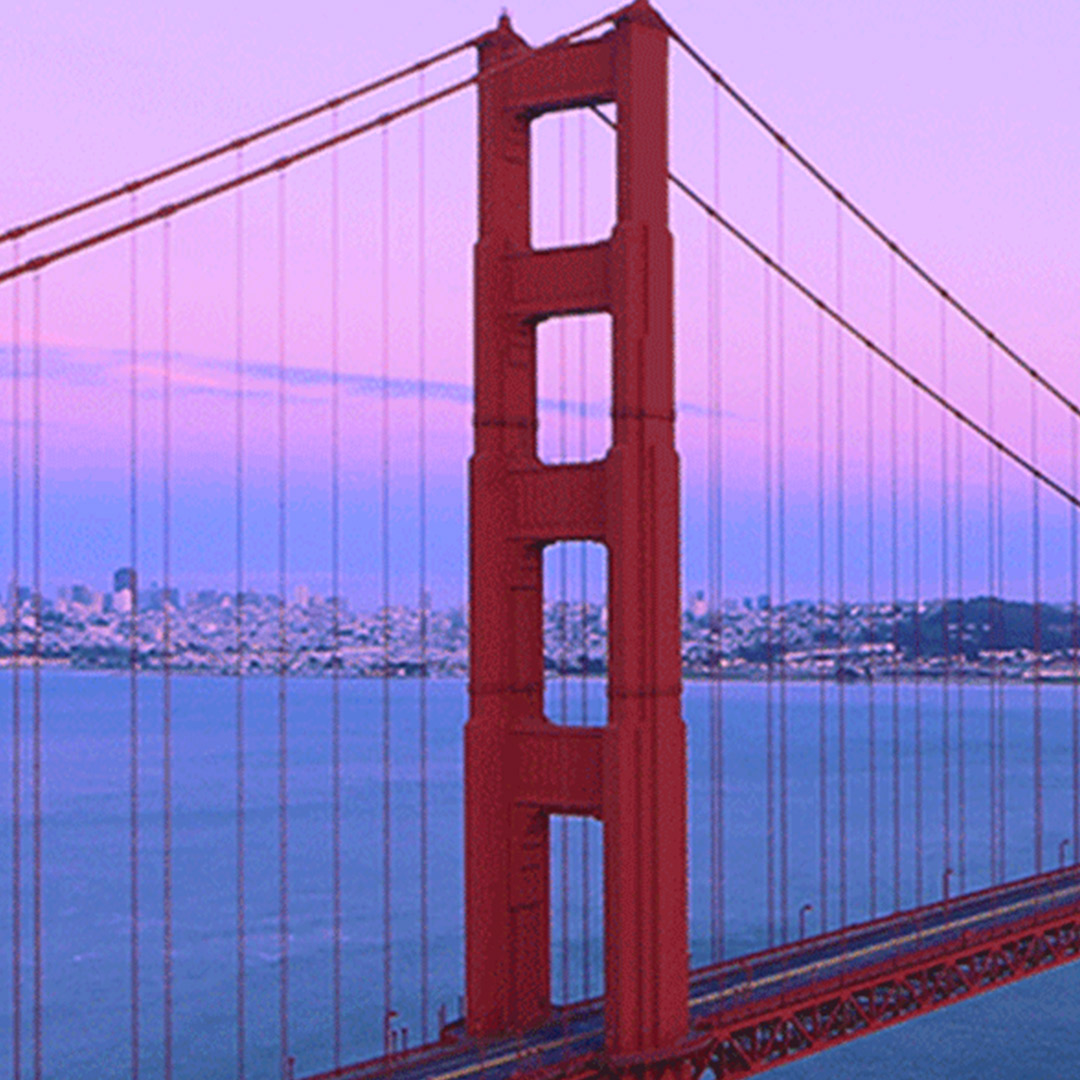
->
[2,0,1079,602]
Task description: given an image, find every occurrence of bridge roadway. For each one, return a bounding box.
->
[313,864,1080,1080]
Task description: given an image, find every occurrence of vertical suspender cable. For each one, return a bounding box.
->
[997,369,1007,881]
[940,300,951,898]
[128,197,141,1080]
[10,241,22,1080]
[1031,379,1042,874]
[865,341,876,919]
[234,149,247,1080]
[330,111,344,1065]
[416,81,431,1043]
[708,84,725,962]
[835,202,847,929]
[557,113,570,1005]
[816,308,828,934]
[776,148,789,943]
[986,339,998,885]
[913,385,924,907]
[955,380,966,894]
[890,254,901,913]
[162,217,174,1080]
[1073,401,1079,864]
[31,273,43,1080]
[763,263,775,948]
[380,128,393,1056]
[276,170,290,1080]
[578,110,592,993]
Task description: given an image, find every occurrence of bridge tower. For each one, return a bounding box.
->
[466,1,689,1070]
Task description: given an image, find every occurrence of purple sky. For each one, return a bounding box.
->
[2,0,1078,605]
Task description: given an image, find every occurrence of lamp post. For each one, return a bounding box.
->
[942,867,953,914]
[384,1009,399,1056]
[1060,838,1070,869]
[799,903,814,942]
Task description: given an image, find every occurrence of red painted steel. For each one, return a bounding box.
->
[698,911,1080,1076]
[465,0,689,1069]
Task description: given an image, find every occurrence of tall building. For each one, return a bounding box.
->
[114,567,137,593]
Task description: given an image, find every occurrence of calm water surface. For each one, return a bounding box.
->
[1,671,1078,1078]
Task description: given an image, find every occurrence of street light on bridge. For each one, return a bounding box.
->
[799,903,814,941]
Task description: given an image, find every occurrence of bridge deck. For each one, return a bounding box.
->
[310,865,1080,1080]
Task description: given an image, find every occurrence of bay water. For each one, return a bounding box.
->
[1,671,1078,1078]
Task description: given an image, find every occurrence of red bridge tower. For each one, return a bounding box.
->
[466,1,689,1070]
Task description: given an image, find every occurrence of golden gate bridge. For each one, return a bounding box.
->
[4,2,1080,1078]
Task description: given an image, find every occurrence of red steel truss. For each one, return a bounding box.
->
[698,910,1080,1075]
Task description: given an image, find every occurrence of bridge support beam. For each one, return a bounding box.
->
[466,2,689,1070]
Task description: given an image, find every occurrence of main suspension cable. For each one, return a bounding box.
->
[663,167,1080,515]
[666,25,1080,431]
[0,33,484,246]
[0,4,631,288]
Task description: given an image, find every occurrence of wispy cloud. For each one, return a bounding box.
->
[0,342,742,421]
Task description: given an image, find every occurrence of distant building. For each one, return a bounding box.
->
[689,590,707,620]
[114,567,137,594]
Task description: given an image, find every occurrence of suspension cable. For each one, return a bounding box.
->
[162,217,175,1080]
[31,272,43,1080]
[913,386,924,908]
[889,252,901,913]
[776,146,789,945]
[380,127,393,1056]
[0,4,632,288]
[234,147,248,1080]
[763,261,775,948]
[987,338,999,886]
[835,201,847,930]
[0,34,485,246]
[662,168,1080,516]
[10,240,23,1080]
[416,77,431,1046]
[1032,379,1043,874]
[330,108,344,1066]
[955,378,967,895]
[127,194,142,1080]
[816,305,828,935]
[706,81,726,962]
[940,298,951,901]
[276,170,290,1080]
[865,339,877,920]
[666,25,1080,431]
[1074,401,1080,866]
